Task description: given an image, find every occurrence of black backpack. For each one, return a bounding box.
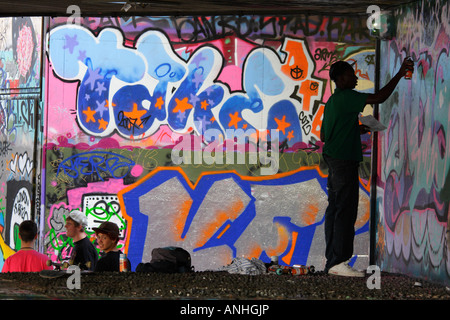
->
[136,246,194,273]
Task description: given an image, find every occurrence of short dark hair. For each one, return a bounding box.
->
[19,220,38,242]
[329,61,354,81]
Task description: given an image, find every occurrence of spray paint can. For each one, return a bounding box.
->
[267,256,279,274]
[271,265,289,275]
[290,266,309,275]
[119,253,128,272]
[268,265,276,273]
[276,267,291,275]
[270,256,279,266]
[405,56,413,79]
[293,264,316,274]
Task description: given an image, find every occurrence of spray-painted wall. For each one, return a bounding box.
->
[40,14,376,272]
[0,17,43,270]
[376,0,450,285]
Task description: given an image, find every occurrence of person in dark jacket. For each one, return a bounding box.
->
[65,209,98,271]
[93,221,130,272]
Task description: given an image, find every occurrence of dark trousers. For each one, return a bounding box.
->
[323,154,360,271]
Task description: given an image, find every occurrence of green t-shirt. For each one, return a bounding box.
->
[321,88,368,162]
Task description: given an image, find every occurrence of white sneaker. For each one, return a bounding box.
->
[328,261,364,277]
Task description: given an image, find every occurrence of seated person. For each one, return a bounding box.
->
[2,220,52,272]
[93,222,131,272]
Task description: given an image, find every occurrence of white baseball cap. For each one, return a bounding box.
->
[67,209,88,228]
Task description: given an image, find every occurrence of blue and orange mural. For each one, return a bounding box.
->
[0,17,42,270]
[43,15,376,271]
[0,14,377,272]
[0,2,447,287]
[376,0,450,285]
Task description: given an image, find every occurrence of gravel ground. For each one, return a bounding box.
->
[1,271,448,318]
[0,270,449,300]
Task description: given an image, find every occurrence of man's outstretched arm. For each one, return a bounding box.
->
[366,58,413,105]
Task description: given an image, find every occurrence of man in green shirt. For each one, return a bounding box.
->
[321,58,413,277]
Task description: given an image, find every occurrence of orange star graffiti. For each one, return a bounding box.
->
[105,99,116,108]
[83,106,96,123]
[98,118,108,130]
[228,111,242,129]
[173,97,193,113]
[201,100,209,110]
[287,130,294,141]
[155,96,164,109]
[274,115,291,135]
[124,103,147,129]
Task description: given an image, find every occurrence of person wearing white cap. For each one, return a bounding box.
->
[65,209,98,271]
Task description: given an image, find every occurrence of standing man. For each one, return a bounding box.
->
[65,209,98,270]
[2,220,52,272]
[321,57,413,277]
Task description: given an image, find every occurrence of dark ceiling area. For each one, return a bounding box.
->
[0,0,418,17]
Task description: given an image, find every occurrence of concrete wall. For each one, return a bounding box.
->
[0,3,447,288]
[43,15,375,271]
[0,17,43,270]
[0,14,376,272]
[376,0,450,285]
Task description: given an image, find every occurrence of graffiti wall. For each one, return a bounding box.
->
[44,15,375,271]
[376,0,450,285]
[0,17,43,270]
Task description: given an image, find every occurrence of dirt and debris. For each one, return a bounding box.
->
[0,270,449,300]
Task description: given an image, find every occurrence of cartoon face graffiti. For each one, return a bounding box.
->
[9,187,31,249]
[82,194,126,241]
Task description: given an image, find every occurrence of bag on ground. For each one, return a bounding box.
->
[136,246,194,273]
